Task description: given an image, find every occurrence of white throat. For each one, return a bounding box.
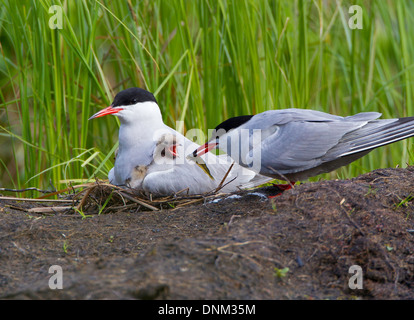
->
[113,101,169,185]
[117,101,165,147]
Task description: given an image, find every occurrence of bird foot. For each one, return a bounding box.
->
[272,182,295,190]
[268,182,295,198]
[268,193,283,199]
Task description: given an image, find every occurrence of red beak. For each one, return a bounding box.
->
[89,106,123,120]
[192,142,218,157]
[168,144,179,158]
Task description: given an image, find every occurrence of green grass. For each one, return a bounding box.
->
[1,0,414,196]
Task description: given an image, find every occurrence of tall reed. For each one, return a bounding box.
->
[1,0,413,195]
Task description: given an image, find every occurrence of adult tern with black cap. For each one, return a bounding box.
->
[89,87,271,196]
[191,108,414,185]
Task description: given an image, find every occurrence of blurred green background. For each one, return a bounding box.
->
[1,0,414,196]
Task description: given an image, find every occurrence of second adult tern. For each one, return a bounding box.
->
[192,109,414,182]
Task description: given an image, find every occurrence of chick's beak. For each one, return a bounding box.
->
[168,143,182,157]
[89,106,123,120]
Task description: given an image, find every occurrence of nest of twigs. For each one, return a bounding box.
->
[1,163,243,214]
[73,180,233,213]
[1,179,231,215]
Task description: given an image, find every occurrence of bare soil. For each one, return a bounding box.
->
[0,167,413,300]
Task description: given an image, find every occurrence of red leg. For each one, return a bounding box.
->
[272,181,295,191]
[268,181,296,198]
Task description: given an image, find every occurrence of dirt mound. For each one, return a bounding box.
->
[0,167,413,299]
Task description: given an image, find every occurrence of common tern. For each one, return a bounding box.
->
[89,88,271,196]
[192,109,414,182]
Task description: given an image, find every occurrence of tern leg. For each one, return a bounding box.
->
[268,181,296,198]
[272,181,296,190]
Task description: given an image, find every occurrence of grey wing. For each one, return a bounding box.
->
[253,111,383,175]
[142,165,218,195]
[211,154,274,192]
[143,131,272,195]
[244,108,361,128]
[327,116,414,158]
